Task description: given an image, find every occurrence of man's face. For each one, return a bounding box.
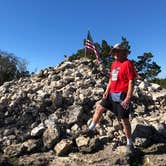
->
[112,50,124,60]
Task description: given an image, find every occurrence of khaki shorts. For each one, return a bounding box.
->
[99,93,132,119]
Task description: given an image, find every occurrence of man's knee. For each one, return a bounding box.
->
[121,118,130,126]
[96,104,105,114]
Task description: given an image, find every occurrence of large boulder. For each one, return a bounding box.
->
[54,139,73,156]
[76,136,99,153]
[43,124,60,150]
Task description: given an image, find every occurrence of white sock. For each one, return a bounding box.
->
[127,138,133,146]
[88,122,96,130]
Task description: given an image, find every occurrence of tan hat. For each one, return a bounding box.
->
[109,43,129,55]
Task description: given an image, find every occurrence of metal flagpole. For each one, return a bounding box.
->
[85,44,86,58]
[85,33,87,58]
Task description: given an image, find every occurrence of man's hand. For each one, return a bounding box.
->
[121,79,134,110]
[103,91,108,99]
[103,79,111,99]
[121,97,131,110]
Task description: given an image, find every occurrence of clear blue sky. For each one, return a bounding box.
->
[0,0,166,78]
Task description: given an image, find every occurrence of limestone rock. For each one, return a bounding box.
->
[66,105,83,125]
[152,122,166,137]
[131,118,153,139]
[21,139,42,153]
[31,123,45,137]
[76,136,99,153]
[3,143,26,156]
[54,139,73,156]
[43,125,60,150]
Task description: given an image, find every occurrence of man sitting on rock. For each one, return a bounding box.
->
[86,41,137,151]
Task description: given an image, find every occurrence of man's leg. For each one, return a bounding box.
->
[117,118,125,134]
[88,104,106,130]
[121,118,132,146]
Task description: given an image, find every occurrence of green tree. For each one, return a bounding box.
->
[68,35,161,80]
[0,51,30,85]
[152,77,166,89]
[120,36,131,54]
[99,40,113,67]
[133,52,161,80]
[69,39,113,66]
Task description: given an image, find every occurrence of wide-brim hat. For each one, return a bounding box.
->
[109,43,130,55]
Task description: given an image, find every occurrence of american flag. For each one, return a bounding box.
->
[85,31,100,64]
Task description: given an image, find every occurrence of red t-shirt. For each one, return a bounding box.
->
[109,59,137,93]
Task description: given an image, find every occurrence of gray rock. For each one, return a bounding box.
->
[22,139,42,153]
[43,125,60,150]
[134,137,151,147]
[132,118,153,139]
[66,105,83,125]
[57,61,74,71]
[31,123,45,137]
[3,143,26,156]
[63,76,74,83]
[138,80,149,90]
[54,139,73,156]
[3,128,16,136]
[152,122,166,137]
[51,91,63,108]
[76,136,99,153]
[71,124,79,132]
[113,119,121,130]
[150,83,161,90]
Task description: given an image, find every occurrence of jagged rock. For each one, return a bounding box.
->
[19,110,37,126]
[31,123,45,137]
[131,118,153,139]
[138,80,149,90]
[3,143,26,156]
[43,124,60,150]
[21,139,42,153]
[150,83,161,90]
[71,124,80,132]
[143,143,166,154]
[51,91,63,108]
[57,61,74,71]
[54,139,73,156]
[3,128,16,136]
[76,136,99,153]
[44,119,56,127]
[66,105,83,125]
[151,90,166,101]
[134,137,151,147]
[152,122,166,137]
[111,146,131,165]
[116,145,132,156]
[18,151,55,166]
[113,119,121,130]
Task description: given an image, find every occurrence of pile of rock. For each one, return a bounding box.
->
[0,58,165,160]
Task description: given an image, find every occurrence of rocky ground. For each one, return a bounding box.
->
[0,58,166,166]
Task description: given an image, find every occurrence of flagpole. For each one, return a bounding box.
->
[85,33,87,58]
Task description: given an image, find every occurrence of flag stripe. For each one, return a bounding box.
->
[85,41,99,52]
[85,32,100,64]
[85,39,100,64]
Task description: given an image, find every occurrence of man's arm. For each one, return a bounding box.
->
[103,79,111,99]
[126,79,134,100]
[121,79,135,109]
